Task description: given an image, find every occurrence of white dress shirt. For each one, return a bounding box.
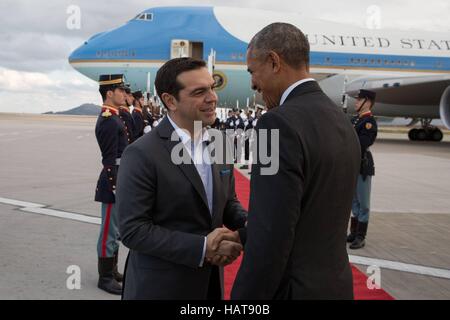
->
[167,115,212,267]
[279,78,316,106]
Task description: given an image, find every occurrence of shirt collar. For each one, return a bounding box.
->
[280,78,316,106]
[359,111,373,118]
[167,115,210,146]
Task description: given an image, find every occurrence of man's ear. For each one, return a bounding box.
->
[106,89,114,100]
[161,93,177,112]
[269,51,281,73]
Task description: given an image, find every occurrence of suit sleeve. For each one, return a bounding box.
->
[222,166,248,235]
[117,144,205,269]
[231,111,305,299]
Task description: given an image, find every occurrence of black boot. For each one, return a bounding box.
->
[346,217,358,243]
[113,250,123,283]
[98,257,122,295]
[350,221,368,250]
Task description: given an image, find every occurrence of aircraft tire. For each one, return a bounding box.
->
[431,128,443,142]
[416,129,428,141]
[408,128,418,141]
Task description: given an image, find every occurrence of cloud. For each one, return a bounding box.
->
[0,67,99,113]
[0,0,449,113]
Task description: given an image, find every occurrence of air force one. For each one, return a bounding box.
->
[69,6,450,141]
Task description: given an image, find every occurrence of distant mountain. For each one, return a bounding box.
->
[44,104,101,116]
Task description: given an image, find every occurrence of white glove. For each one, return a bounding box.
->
[144,125,152,134]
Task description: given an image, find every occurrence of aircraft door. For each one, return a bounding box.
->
[171,39,203,59]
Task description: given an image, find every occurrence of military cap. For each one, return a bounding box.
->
[354,89,376,101]
[124,84,132,94]
[132,90,144,99]
[98,74,127,89]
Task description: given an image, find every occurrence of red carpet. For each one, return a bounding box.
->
[224,169,394,300]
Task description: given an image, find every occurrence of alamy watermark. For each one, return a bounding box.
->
[66,5,81,30]
[366,5,382,30]
[66,265,81,290]
[366,265,381,290]
[170,121,279,175]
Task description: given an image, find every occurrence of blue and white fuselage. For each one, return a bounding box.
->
[69,6,450,129]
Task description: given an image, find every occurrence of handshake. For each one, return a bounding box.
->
[205,227,243,267]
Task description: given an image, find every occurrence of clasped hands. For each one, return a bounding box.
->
[205,227,243,267]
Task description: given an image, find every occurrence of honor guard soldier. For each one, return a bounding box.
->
[225,109,235,130]
[131,90,145,139]
[119,86,136,144]
[347,89,378,249]
[212,112,221,129]
[95,74,129,294]
[240,110,255,170]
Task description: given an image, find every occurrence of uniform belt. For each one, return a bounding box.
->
[115,158,121,166]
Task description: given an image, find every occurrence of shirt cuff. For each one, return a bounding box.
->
[199,237,207,267]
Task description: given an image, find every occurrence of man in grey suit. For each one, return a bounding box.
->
[231,23,361,299]
[117,58,247,300]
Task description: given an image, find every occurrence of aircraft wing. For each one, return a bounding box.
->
[345,75,450,105]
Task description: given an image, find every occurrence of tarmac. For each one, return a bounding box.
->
[0,113,449,300]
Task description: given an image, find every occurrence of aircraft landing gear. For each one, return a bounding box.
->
[408,119,443,142]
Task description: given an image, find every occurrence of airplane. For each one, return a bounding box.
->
[69,6,450,141]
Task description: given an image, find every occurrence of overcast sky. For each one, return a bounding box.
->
[0,0,449,113]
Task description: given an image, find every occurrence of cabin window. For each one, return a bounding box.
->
[135,13,153,21]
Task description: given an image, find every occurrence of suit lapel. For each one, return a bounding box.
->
[158,118,210,213]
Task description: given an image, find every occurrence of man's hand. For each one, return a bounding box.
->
[208,240,243,266]
[206,228,238,259]
[216,240,242,258]
[205,228,243,266]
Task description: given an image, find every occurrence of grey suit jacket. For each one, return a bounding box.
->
[231,81,361,300]
[117,117,247,300]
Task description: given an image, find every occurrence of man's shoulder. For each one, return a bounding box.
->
[361,116,378,132]
[96,113,121,129]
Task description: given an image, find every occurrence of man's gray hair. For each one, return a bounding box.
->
[248,22,310,69]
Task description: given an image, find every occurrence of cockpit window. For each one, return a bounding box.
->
[134,13,153,21]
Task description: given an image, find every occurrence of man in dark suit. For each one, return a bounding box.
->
[231,23,361,300]
[117,58,247,300]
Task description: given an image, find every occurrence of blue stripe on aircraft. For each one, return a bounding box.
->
[311,52,450,71]
[69,6,450,72]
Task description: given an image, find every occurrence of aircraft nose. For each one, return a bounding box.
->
[68,31,107,65]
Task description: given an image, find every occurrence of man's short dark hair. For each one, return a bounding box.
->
[155,58,207,108]
[248,22,310,69]
[99,85,121,102]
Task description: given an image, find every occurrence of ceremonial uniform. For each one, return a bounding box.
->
[132,107,144,139]
[241,114,255,169]
[212,117,221,129]
[225,115,236,130]
[348,90,378,249]
[131,91,145,140]
[94,74,129,295]
[119,106,135,144]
